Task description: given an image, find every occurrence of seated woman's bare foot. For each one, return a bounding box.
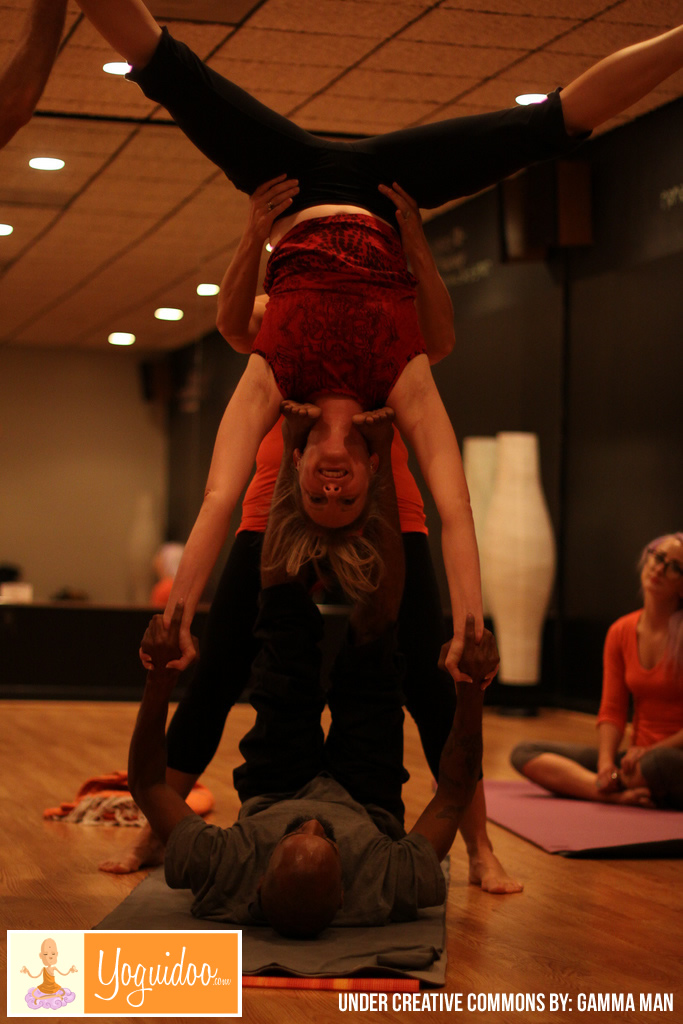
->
[468,847,524,894]
[598,786,654,808]
[98,826,165,874]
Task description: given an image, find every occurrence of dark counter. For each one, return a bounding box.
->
[0,602,209,701]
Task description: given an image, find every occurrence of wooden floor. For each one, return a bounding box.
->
[2,700,680,1023]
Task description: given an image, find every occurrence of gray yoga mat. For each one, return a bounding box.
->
[94,863,449,986]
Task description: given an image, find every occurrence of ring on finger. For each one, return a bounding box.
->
[267,201,274,212]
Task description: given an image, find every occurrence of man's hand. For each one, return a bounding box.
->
[439,614,499,689]
[139,603,197,675]
[351,406,395,465]
[281,399,321,453]
[248,174,299,243]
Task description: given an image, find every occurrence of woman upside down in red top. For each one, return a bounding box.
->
[75,0,683,679]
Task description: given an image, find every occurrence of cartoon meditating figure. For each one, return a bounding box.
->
[21,938,77,1008]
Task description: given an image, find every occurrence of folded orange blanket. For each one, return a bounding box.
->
[43,770,214,825]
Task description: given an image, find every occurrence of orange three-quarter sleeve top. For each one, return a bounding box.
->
[597,610,683,748]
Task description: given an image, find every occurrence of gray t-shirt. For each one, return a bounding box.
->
[165,775,445,926]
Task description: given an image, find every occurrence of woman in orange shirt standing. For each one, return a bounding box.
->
[511,533,683,809]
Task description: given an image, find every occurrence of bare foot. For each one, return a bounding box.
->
[351,406,395,462]
[281,399,321,451]
[98,826,165,874]
[598,787,654,808]
[468,847,524,894]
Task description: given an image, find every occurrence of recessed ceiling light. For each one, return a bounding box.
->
[103,61,132,75]
[29,157,65,170]
[154,307,184,321]
[265,242,273,252]
[108,332,136,346]
[196,283,219,296]
[515,93,547,106]
[0,224,13,236]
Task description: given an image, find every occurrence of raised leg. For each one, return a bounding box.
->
[561,26,683,134]
[74,0,161,67]
[233,582,326,801]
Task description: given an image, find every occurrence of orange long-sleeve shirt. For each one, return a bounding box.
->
[596,610,683,747]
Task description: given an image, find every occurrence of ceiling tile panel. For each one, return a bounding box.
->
[546,20,669,55]
[598,0,682,26]
[401,10,580,49]
[362,40,526,78]
[0,208,57,266]
[494,50,597,90]
[212,27,376,67]
[147,0,258,22]
[247,0,427,38]
[441,0,610,16]
[0,120,135,210]
[323,68,479,104]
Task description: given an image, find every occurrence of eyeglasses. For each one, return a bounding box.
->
[647,548,683,579]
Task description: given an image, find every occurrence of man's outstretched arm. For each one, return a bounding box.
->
[410,616,498,861]
[0,0,67,150]
[128,605,199,842]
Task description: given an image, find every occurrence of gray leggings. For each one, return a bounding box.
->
[510,741,683,810]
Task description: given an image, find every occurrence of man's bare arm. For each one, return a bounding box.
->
[128,606,199,842]
[410,616,498,861]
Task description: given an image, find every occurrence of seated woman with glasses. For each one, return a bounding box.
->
[511,533,683,810]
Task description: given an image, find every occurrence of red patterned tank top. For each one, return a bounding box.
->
[253,215,426,410]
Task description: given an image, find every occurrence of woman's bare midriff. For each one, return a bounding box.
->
[269,203,393,248]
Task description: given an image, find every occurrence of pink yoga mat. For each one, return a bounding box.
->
[484,780,683,857]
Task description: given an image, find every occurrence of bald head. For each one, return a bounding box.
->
[260,821,343,938]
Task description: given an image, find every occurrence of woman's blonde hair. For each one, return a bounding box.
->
[638,532,683,670]
[262,463,386,604]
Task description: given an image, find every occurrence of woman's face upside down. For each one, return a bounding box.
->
[293,421,379,529]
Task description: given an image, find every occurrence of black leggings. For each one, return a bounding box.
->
[233,583,408,825]
[167,532,455,780]
[128,28,584,225]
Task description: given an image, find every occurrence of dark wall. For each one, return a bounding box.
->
[564,99,683,624]
[423,97,683,709]
[166,332,251,599]
[421,188,565,613]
